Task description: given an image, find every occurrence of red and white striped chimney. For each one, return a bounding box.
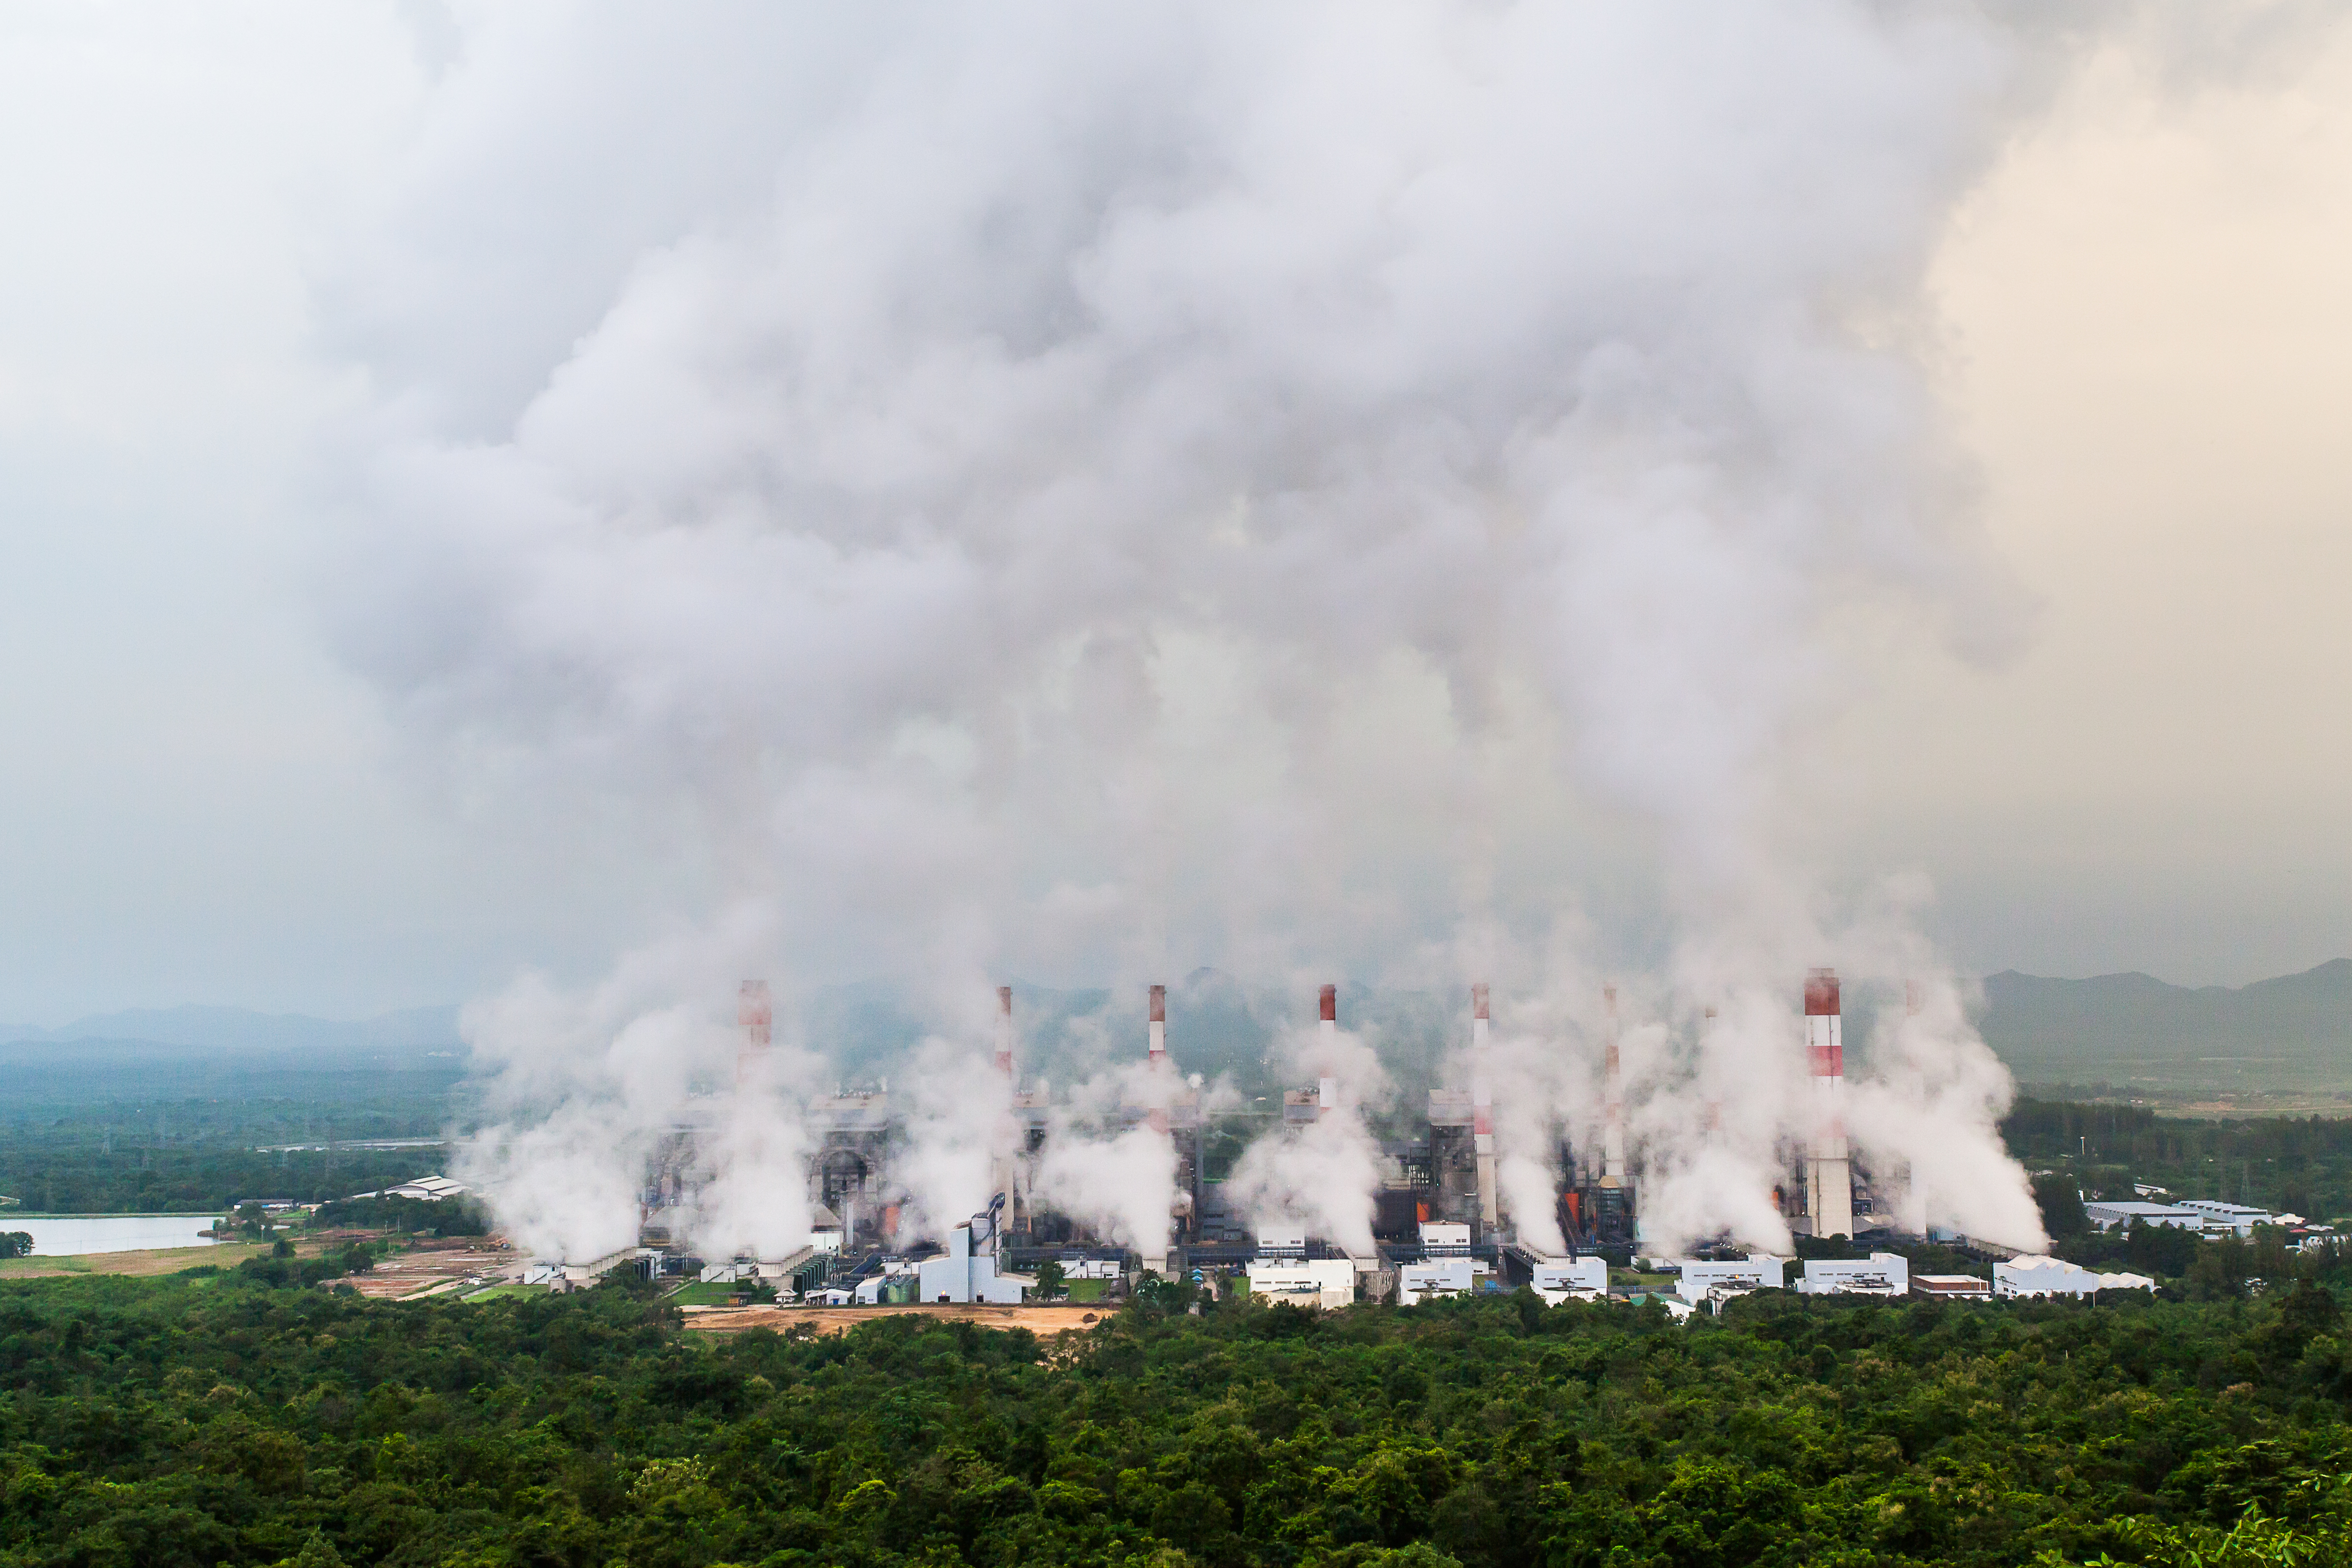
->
[736,980,772,1089]
[1147,984,1170,1134]
[1804,968,1853,1239]
[1600,984,1627,1188]
[1471,983,1498,1229]
[1317,983,1338,1117]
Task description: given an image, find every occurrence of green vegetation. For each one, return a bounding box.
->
[12,1270,2352,1566]
[0,1102,447,1215]
[2004,1097,2352,1219]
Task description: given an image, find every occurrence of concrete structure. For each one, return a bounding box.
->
[2178,1200,2276,1237]
[1803,969,1853,1240]
[1253,1223,1309,1257]
[1674,1254,1786,1303]
[917,1221,1034,1304]
[1246,1258,1356,1309]
[1994,1254,2156,1298]
[2084,1200,2206,1232]
[1800,1253,1910,1296]
[549,1246,652,1286]
[1911,1274,1993,1300]
[1531,1255,1608,1303]
[1419,1221,1472,1254]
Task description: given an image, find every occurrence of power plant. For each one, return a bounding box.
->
[611,968,1915,1302]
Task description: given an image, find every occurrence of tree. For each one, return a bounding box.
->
[2034,1173,2089,1237]
[1034,1260,1067,1301]
[0,1230,30,1257]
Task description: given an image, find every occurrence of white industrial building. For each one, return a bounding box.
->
[1994,1255,2155,1298]
[2177,1201,2276,1237]
[1799,1253,1909,1296]
[1531,1256,1608,1304]
[1398,1256,1482,1305]
[916,1222,1034,1304]
[1396,1222,1488,1305]
[1246,1258,1357,1309]
[1911,1274,1992,1300]
[2083,1200,2205,1232]
[1674,1254,1786,1303]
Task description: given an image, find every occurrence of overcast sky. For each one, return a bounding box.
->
[0,5,2345,1025]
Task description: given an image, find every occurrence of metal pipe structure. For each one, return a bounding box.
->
[1471,983,1498,1231]
[1600,984,1627,1189]
[736,980,772,1089]
[1316,983,1339,1117]
[1804,968,1853,1240]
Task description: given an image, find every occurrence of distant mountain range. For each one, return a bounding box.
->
[3,959,2343,1105]
[1975,959,2352,1094]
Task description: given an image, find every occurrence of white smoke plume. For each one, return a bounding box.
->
[1033,1123,1180,1264]
[305,3,2256,1257]
[1225,1017,1392,1257]
[888,1035,1010,1244]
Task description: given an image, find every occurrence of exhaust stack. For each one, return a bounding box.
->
[1600,985,1626,1189]
[736,980,772,1089]
[1804,968,1853,1240]
[1316,983,1338,1116]
[1702,1005,1721,1133]
[1471,984,1498,1230]
[990,985,1017,1250]
[1146,984,1170,1134]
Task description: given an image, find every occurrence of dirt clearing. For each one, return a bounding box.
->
[681,1302,1112,1337]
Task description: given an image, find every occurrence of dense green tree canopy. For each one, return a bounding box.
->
[9,1271,2352,1567]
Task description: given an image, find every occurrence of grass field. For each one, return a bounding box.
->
[666,1280,755,1306]
[0,1242,273,1279]
[461,1282,547,1302]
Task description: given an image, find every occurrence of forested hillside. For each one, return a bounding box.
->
[9,1271,2352,1567]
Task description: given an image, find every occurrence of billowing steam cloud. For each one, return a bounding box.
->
[317,3,2134,1261]
[1227,1017,1393,1258]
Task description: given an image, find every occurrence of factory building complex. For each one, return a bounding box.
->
[560,968,2144,1309]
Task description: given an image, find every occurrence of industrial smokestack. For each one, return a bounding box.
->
[735,979,771,1089]
[994,984,1014,1080]
[990,985,1017,1250]
[1147,983,1170,1135]
[1804,968,1853,1240]
[1601,984,1626,1189]
[1471,983,1498,1231]
[1702,1006,1721,1133]
[1317,983,1338,1117]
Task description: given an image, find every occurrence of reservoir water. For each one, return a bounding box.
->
[6,1215,223,1254]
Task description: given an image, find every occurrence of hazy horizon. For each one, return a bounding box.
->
[1,6,2348,1026]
